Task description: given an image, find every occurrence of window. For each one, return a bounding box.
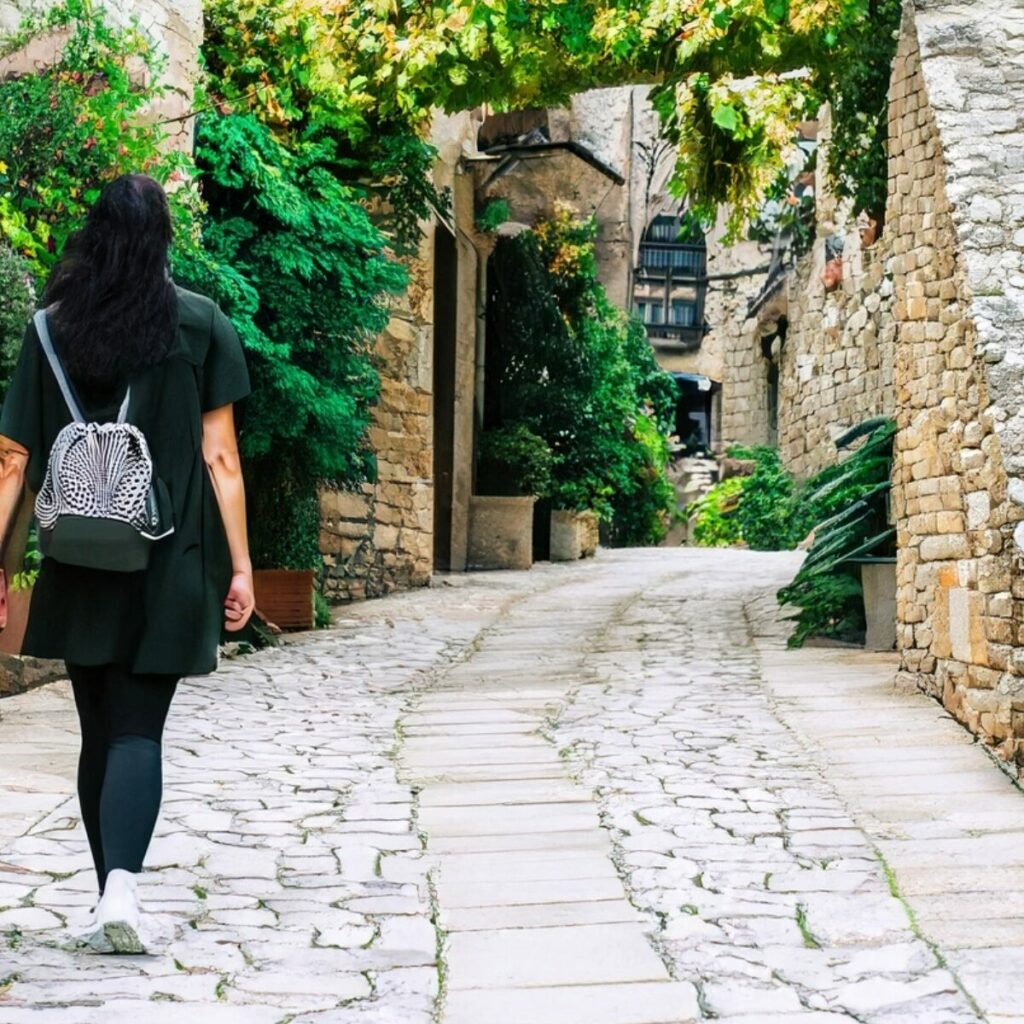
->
[671,300,698,327]
[647,302,665,325]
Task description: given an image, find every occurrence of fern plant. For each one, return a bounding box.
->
[778,417,896,647]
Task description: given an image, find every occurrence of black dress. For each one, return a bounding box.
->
[0,287,251,676]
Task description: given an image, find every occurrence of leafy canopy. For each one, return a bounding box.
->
[202,0,895,233]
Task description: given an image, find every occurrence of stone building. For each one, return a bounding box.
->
[712,0,1024,768]
[888,0,1024,764]
[719,112,898,475]
[321,112,482,598]
[321,91,682,597]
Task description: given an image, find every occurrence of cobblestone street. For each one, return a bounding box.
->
[2,549,1024,1023]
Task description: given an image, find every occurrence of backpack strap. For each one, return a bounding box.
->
[33,309,131,424]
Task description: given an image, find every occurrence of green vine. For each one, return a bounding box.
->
[0,0,186,276]
[821,0,902,223]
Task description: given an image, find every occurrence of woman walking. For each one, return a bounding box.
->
[0,174,254,952]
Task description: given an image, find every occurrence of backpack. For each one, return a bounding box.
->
[32,309,174,573]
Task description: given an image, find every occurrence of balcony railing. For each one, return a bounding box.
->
[645,322,705,349]
[637,243,707,278]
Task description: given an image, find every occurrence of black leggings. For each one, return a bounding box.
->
[67,664,179,893]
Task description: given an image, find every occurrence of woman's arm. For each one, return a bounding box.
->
[202,404,254,633]
[0,436,28,547]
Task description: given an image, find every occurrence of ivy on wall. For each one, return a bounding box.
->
[0,1,185,275]
[175,112,407,569]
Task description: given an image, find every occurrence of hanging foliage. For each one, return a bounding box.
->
[174,112,407,569]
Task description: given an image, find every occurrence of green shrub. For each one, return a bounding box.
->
[476,199,511,234]
[687,476,746,548]
[606,410,677,546]
[476,423,554,498]
[0,2,185,276]
[0,244,34,397]
[485,210,677,545]
[175,112,407,569]
[314,592,333,630]
[731,445,814,552]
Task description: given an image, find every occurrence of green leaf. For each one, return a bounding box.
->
[834,416,895,450]
[712,102,741,133]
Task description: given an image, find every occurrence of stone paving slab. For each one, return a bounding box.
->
[551,549,988,1024]
[446,922,669,988]
[0,574,545,1022]
[443,898,643,930]
[445,980,701,1024]
[3,549,1024,1022]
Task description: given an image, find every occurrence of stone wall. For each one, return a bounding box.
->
[318,276,434,602]
[719,122,897,474]
[320,111,482,601]
[0,0,203,148]
[778,235,897,479]
[889,2,1024,764]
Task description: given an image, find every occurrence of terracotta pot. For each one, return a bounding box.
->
[821,257,843,292]
[859,216,879,248]
[0,586,32,657]
[253,569,316,631]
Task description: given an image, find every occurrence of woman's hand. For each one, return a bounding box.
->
[224,570,255,632]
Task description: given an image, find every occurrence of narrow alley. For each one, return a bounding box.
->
[2,549,1023,1023]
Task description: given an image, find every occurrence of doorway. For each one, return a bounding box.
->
[432,225,458,570]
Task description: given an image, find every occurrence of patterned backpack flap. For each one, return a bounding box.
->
[33,309,174,573]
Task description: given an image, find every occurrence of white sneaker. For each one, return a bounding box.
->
[69,902,112,953]
[95,869,145,954]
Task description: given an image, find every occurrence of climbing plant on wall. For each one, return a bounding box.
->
[175,113,407,570]
[0,1,186,276]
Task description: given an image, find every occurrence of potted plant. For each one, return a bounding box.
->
[468,422,552,571]
[547,481,600,562]
[249,466,318,631]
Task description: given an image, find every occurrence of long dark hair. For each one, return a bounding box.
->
[43,173,178,389]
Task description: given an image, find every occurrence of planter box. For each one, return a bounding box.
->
[857,558,897,651]
[550,509,599,562]
[253,569,316,631]
[467,496,536,571]
[0,587,32,658]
